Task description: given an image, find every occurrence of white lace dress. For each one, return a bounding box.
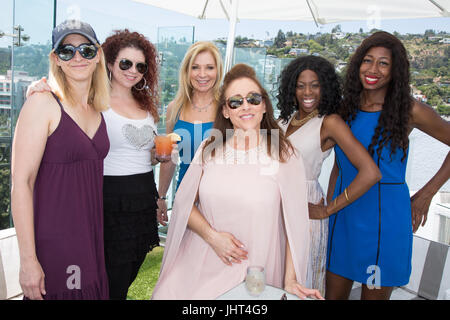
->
[279,115,332,296]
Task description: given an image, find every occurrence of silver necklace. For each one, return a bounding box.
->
[192,99,213,112]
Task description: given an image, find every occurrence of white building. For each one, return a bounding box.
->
[0,76,12,110]
[0,70,36,116]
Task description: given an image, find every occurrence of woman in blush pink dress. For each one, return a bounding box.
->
[151,64,323,300]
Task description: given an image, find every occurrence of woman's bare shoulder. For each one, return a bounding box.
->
[20,91,60,125]
[321,113,348,135]
[322,113,345,125]
[166,100,177,117]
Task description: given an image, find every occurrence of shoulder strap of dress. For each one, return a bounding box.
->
[50,92,64,111]
[175,105,182,122]
[317,114,326,126]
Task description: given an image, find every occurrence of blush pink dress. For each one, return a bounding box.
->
[279,115,332,296]
[151,140,310,300]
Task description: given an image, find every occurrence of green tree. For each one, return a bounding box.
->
[274,29,286,48]
[428,95,443,106]
[437,105,450,116]
[332,25,342,33]
[424,29,436,37]
[0,167,11,230]
[0,139,11,230]
[0,49,11,74]
[306,40,324,53]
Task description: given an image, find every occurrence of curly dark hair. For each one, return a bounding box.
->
[341,31,412,160]
[277,55,342,124]
[102,29,159,122]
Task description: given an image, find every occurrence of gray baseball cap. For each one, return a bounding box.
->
[52,19,99,49]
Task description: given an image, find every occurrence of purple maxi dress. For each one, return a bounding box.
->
[31,93,110,299]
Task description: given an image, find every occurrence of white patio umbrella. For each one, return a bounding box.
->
[133,0,450,71]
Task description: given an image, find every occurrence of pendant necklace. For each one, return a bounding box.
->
[192,99,213,112]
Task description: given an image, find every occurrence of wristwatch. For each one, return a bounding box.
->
[158,196,167,200]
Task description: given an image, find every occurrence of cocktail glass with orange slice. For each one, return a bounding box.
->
[155,133,181,162]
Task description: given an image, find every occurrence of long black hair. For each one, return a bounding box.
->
[341,31,412,160]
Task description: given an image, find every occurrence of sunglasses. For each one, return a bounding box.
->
[55,43,98,61]
[226,92,263,109]
[119,59,148,74]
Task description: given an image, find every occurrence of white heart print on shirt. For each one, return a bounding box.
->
[122,124,154,150]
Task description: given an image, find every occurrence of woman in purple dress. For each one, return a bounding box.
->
[11,20,110,300]
[25,29,165,300]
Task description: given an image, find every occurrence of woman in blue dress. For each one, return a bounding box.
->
[326,31,450,300]
[157,42,223,221]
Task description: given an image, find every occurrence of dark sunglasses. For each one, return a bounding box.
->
[119,59,148,74]
[55,43,98,61]
[226,92,263,109]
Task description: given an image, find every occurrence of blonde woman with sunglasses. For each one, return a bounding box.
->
[12,20,110,300]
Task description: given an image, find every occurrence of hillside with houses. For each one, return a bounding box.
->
[217,27,450,116]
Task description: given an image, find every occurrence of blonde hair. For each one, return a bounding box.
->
[167,41,223,127]
[48,44,110,112]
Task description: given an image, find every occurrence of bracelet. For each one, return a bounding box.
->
[344,188,350,202]
[158,196,167,200]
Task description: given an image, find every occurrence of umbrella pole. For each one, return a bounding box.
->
[224,0,239,73]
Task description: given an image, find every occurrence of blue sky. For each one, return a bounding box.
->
[1,0,449,47]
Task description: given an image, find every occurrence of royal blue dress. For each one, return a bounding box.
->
[327,110,413,287]
[173,119,213,189]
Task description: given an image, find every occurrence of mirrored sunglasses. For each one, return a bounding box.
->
[55,43,98,61]
[227,92,263,109]
[119,59,148,74]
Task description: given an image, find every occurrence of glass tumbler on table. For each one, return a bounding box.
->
[245,266,266,296]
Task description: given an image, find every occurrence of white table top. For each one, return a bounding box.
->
[217,282,306,300]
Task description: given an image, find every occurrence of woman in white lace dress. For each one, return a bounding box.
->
[277,56,381,297]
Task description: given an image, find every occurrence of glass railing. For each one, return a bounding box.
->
[154,26,195,213]
[0,0,13,229]
[0,0,54,229]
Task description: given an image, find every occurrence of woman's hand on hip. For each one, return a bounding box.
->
[410,189,432,233]
[308,198,328,219]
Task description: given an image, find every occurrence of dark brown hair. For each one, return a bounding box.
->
[102,29,160,122]
[203,63,294,162]
[341,31,412,160]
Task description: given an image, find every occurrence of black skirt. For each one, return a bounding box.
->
[103,171,160,266]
